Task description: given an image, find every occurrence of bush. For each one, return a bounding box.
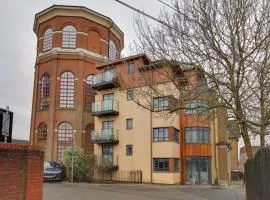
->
[62,146,95,182]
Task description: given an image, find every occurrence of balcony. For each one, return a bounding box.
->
[92,100,119,117]
[91,129,119,145]
[95,155,119,171]
[92,71,118,90]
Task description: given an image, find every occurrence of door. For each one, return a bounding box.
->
[186,157,211,185]
[102,121,113,140]
[103,94,114,111]
[102,145,113,166]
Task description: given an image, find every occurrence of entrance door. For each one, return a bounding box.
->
[186,157,211,185]
[102,145,113,165]
[103,94,114,111]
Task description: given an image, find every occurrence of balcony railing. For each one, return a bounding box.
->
[91,129,119,144]
[92,71,118,90]
[95,155,119,171]
[92,100,119,117]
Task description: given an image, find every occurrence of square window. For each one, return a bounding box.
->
[128,64,135,74]
[127,89,133,101]
[126,118,133,130]
[126,145,133,156]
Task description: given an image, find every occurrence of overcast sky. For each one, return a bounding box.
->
[0,0,165,140]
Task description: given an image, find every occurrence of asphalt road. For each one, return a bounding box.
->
[44,182,246,200]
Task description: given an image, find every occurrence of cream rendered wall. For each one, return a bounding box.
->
[152,173,180,184]
[94,87,152,183]
[152,142,179,158]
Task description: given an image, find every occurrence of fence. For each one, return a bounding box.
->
[90,170,142,183]
[245,147,270,200]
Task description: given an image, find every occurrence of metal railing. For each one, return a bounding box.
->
[92,100,119,114]
[95,155,119,170]
[92,71,117,85]
[91,170,142,183]
[91,129,118,143]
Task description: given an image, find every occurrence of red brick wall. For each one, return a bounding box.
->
[0,144,44,200]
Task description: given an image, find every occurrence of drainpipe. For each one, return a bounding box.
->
[214,109,219,184]
[150,68,153,183]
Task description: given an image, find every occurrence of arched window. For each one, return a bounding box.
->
[108,40,117,61]
[43,28,53,52]
[37,122,48,142]
[40,74,50,110]
[84,74,95,110]
[57,122,73,160]
[62,25,76,48]
[60,72,74,108]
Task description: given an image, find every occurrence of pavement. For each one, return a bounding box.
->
[44,182,246,200]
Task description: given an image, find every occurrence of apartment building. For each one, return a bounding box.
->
[30,5,238,185]
[90,54,238,185]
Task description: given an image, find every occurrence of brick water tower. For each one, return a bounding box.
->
[30,5,124,161]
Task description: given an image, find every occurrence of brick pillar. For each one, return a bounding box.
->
[0,144,44,200]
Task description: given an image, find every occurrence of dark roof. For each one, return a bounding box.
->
[33,5,124,38]
[97,53,151,69]
[12,139,29,145]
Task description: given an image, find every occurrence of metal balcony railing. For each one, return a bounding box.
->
[92,100,119,117]
[91,129,119,144]
[95,155,119,171]
[92,71,118,90]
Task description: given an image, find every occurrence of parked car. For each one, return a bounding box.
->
[44,161,66,181]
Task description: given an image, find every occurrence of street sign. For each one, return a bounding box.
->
[0,106,13,143]
[2,109,10,136]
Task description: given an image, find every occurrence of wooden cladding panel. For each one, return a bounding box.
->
[185,144,212,156]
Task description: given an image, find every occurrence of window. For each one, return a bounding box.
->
[60,72,74,108]
[43,28,53,52]
[153,97,169,111]
[128,64,135,74]
[126,145,133,156]
[57,122,73,160]
[127,89,133,101]
[185,100,208,115]
[185,127,210,144]
[153,158,169,172]
[37,122,48,141]
[40,74,50,110]
[153,128,169,141]
[126,118,133,129]
[62,25,76,48]
[108,40,117,61]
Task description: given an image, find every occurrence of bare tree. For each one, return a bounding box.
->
[122,0,270,157]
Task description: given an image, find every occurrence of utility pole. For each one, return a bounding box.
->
[71,131,74,182]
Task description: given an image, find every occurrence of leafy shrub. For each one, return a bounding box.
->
[63,146,95,182]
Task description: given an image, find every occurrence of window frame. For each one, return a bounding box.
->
[40,73,50,110]
[108,40,117,61]
[43,28,53,52]
[153,158,169,172]
[126,145,133,156]
[127,89,133,101]
[59,72,75,108]
[57,122,73,161]
[127,63,135,74]
[185,100,208,115]
[153,127,169,142]
[153,97,169,111]
[184,127,210,144]
[62,25,77,49]
[126,118,133,130]
[37,122,48,141]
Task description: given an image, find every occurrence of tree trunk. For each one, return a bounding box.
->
[241,123,253,158]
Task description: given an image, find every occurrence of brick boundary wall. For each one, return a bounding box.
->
[0,143,44,200]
